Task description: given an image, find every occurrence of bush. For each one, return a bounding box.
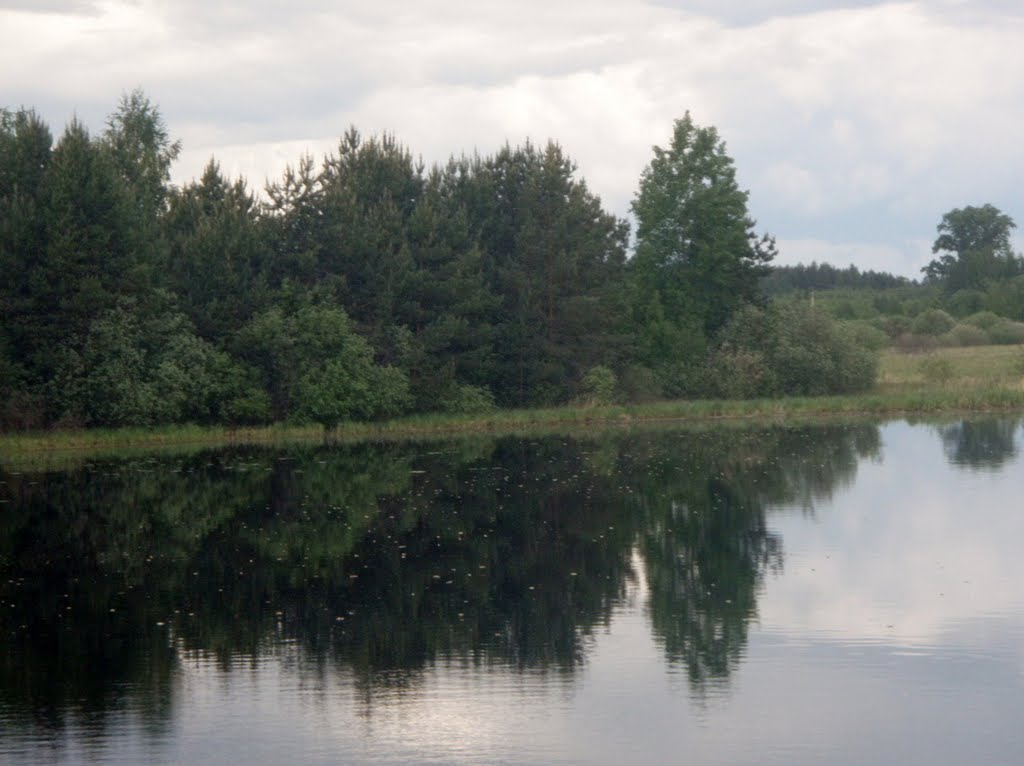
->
[895,333,937,353]
[874,315,912,339]
[987,320,1024,345]
[940,323,990,347]
[707,348,776,399]
[911,309,956,336]
[962,311,1002,330]
[711,302,878,398]
[918,355,954,384]
[437,383,497,414]
[578,365,617,406]
[617,365,663,403]
[296,360,411,429]
[224,388,273,425]
[845,320,890,351]
[772,304,877,395]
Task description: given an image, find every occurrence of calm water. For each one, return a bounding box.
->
[2,418,1024,765]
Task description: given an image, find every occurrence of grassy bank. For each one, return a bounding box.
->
[2,345,1023,461]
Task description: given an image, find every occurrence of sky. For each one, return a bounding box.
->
[4,0,1024,277]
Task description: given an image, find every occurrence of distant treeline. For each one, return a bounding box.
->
[0,94,877,431]
[762,262,915,294]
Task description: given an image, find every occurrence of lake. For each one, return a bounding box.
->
[2,417,1024,764]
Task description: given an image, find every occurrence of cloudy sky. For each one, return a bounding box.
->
[4,0,1024,276]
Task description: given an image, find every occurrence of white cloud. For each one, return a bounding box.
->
[5,0,1024,274]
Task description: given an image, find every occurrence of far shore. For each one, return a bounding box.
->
[3,385,1023,465]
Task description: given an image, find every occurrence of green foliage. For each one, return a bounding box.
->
[761,262,912,295]
[20,93,1000,432]
[708,348,775,399]
[237,300,411,428]
[578,365,617,406]
[963,311,1002,330]
[629,293,708,399]
[987,319,1024,345]
[708,302,878,398]
[923,204,1022,291]
[843,320,890,351]
[163,160,269,340]
[945,289,986,317]
[874,315,912,339]
[467,141,630,407]
[918,355,954,384]
[631,112,775,338]
[50,300,261,427]
[983,274,1024,321]
[616,365,664,403]
[296,358,411,430]
[911,308,956,336]
[435,383,497,415]
[940,323,990,347]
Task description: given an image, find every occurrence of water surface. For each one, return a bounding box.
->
[2,418,1023,764]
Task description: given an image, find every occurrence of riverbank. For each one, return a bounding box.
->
[3,346,1023,460]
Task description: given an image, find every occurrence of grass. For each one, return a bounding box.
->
[878,344,1024,390]
[3,345,1024,464]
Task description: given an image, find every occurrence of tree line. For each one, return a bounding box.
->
[762,262,915,294]
[1,92,877,431]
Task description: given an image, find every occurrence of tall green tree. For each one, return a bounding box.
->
[396,166,499,410]
[33,119,140,386]
[163,159,269,341]
[630,113,775,339]
[103,89,181,223]
[467,141,630,407]
[922,204,1022,291]
[317,129,422,349]
[0,109,52,425]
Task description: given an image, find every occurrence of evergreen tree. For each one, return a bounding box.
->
[163,159,269,341]
[468,142,630,407]
[397,166,499,410]
[0,109,53,425]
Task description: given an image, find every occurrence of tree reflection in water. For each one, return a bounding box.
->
[937,417,1021,470]
[0,423,881,734]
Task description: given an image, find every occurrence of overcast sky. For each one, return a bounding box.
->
[4,0,1024,276]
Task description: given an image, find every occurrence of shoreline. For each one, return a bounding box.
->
[3,385,1024,461]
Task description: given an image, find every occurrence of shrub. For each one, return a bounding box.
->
[711,302,878,398]
[437,383,497,414]
[962,311,1002,330]
[296,360,411,429]
[987,320,1024,345]
[617,365,663,403]
[224,388,273,425]
[578,365,617,406]
[707,348,776,399]
[941,323,990,347]
[918,355,954,384]
[772,304,877,395]
[895,333,937,353]
[911,309,956,336]
[874,315,912,339]
[845,320,890,351]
